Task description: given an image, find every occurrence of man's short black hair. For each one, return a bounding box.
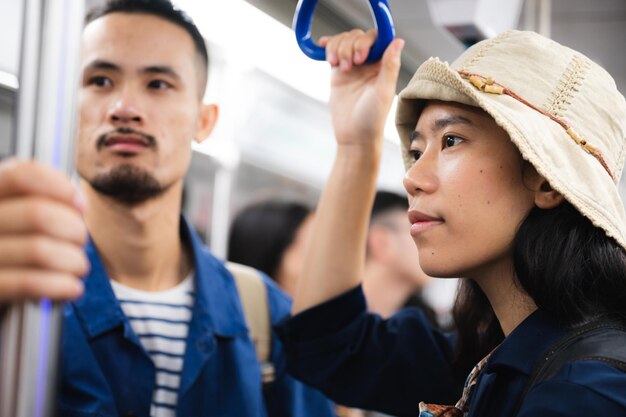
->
[371,190,408,223]
[86,0,209,94]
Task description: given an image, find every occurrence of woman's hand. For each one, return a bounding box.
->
[321,29,404,149]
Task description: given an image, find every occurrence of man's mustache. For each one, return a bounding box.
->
[96,127,157,150]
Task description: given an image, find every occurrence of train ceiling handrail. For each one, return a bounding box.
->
[293,0,395,63]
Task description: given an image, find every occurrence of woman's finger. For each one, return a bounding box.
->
[353,29,378,65]
[325,32,348,66]
[377,38,405,98]
[336,29,366,71]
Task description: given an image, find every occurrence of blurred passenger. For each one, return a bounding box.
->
[363,191,437,324]
[230,200,381,417]
[228,200,314,297]
[341,191,439,417]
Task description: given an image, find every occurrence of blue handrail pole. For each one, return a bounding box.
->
[0,1,84,416]
[293,0,395,63]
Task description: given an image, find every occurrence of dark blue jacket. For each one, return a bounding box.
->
[276,286,626,416]
[58,218,335,417]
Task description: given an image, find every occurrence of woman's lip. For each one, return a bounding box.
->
[408,210,441,223]
[408,210,443,236]
[409,219,443,236]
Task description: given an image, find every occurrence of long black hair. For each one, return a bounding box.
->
[452,200,626,380]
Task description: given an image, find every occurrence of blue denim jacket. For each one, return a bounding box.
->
[57,218,335,417]
[277,286,626,417]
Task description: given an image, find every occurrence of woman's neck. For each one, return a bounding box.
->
[472,260,537,336]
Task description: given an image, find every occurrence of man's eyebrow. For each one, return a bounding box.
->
[83,61,182,82]
[142,65,182,82]
[84,60,120,72]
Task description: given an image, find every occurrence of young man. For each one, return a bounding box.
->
[362,191,435,321]
[0,1,334,416]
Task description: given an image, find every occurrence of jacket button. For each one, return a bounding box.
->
[124,412,137,417]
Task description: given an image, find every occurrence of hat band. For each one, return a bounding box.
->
[458,70,614,180]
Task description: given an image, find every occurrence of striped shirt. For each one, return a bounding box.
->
[111,275,194,417]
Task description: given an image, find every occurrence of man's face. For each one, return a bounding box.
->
[77,12,215,204]
[372,208,431,289]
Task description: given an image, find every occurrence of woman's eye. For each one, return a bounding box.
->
[444,135,464,148]
[409,149,423,161]
[89,76,112,87]
[148,80,171,90]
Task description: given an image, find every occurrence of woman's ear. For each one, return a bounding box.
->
[534,179,564,209]
[522,161,564,209]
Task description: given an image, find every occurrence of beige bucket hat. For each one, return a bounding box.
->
[396,30,626,250]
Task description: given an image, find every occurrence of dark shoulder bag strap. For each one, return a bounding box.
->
[512,319,626,416]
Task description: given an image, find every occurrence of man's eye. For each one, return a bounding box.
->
[148,80,171,90]
[444,135,464,148]
[89,76,112,87]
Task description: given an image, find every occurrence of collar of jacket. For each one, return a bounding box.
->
[485,309,568,375]
[72,215,249,341]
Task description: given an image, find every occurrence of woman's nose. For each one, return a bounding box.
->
[402,151,438,197]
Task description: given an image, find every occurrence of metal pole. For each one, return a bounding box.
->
[523,0,551,37]
[0,0,84,416]
[537,0,552,38]
[210,165,235,259]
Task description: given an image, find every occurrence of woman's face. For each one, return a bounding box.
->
[403,100,536,279]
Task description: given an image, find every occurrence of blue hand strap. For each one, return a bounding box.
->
[293,0,395,63]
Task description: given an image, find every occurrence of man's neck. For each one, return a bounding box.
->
[362,262,418,318]
[82,181,191,291]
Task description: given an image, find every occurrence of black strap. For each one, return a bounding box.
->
[512,319,626,416]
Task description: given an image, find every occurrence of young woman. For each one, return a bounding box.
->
[277,30,626,416]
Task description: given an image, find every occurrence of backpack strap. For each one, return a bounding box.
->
[512,319,626,416]
[226,261,275,386]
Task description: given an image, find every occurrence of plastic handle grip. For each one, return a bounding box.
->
[293,0,395,63]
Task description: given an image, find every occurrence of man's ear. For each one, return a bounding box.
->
[367,226,393,262]
[534,178,564,209]
[194,103,219,144]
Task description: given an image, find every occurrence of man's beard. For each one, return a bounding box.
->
[90,164,163,205]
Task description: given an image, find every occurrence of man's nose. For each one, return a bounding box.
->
[108,94,143,125]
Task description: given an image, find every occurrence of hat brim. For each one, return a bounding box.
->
[395,58,626,249]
